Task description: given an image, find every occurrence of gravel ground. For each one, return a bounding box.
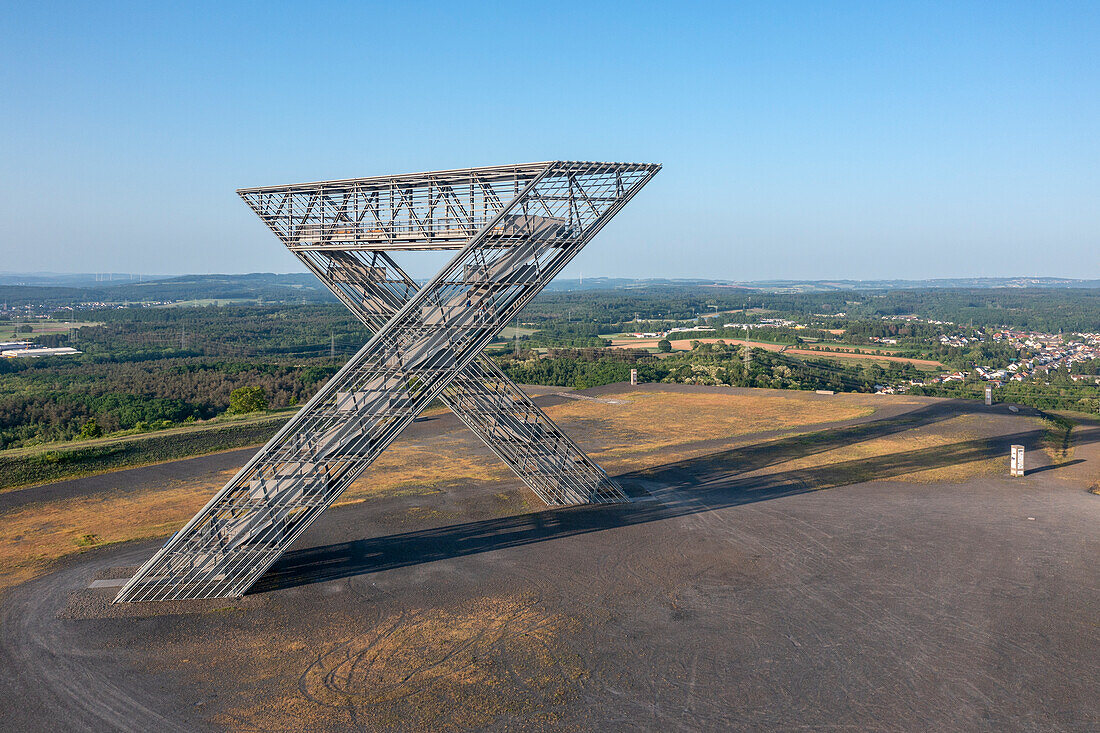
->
[1,388,1097,731]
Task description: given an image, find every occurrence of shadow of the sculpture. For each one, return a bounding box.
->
[250,402,1098,595]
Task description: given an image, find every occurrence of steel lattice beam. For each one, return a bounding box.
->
[115,161,659,602]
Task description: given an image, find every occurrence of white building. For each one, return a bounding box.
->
[2,346,82,358]
[0,340,34,351]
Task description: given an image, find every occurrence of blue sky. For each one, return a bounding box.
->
[1,1,1097,280]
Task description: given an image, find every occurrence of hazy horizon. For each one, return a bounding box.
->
[3,270,1100,286]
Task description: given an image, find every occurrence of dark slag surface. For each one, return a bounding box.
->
[1,387,1097,731]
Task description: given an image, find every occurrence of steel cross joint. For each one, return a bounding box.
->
[297,247,624,506]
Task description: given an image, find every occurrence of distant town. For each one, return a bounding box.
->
[619,314,1100,396]
[873,327,1100,394]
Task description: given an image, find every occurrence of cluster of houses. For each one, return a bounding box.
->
[883,314,953,326]
[938,333,980,348]
[992,331,1100,384]
[875,329,1100,394]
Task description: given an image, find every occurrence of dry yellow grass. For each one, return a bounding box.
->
[545,390,873,470]
[146,594,583,731]
[0,441,513,594]
[548,389,871,443]
[758,413,1006,485]
[0,472,234,593]
[0,390,894,595]
[342,435,511,503]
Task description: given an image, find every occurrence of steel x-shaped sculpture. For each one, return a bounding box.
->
[116,161,659,602]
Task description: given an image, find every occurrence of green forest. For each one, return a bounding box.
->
[1,283,1098,452]
[495,342,921,394]
[523,285,1100,333]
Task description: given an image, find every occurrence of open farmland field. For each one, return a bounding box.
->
[610,336,945,369]
[798,341,912,353]
[0,385,1097,731]
[783,346,943,368]
[0,320,100,339]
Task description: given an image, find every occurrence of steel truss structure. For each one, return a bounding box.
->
[116,161,659,602]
